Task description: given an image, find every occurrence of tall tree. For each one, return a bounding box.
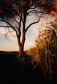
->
[0,0,53,59]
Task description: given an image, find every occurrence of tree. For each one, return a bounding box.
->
[0,0,53,59]
[35,27,57,78]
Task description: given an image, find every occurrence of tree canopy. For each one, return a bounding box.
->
[0,0,53,18]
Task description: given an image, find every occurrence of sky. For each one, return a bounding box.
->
[0,15,53,51]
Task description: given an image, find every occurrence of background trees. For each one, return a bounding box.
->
[0,0,54,58]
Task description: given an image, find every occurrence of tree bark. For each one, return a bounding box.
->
[17,31,25,58]
[18,44,24,56]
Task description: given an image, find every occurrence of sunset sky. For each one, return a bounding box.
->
[0,15,54,51]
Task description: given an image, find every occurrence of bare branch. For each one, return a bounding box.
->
[5,27,14,38]
[17,14,23,22]
[28,10,41,14]
[14,18,19,24]
[4,29,10,38]
[0,26,10,28]
[25,14,42,32]
[0,19,17,33]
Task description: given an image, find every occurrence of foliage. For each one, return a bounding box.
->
[29,47,39,62]
[0,0,53,18]
[50,20,57,30]
[29,27,57,78]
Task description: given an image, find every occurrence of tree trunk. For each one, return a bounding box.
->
[17,36,24,57]
[18,44,23,57]
[16,31,25,61]
[17,37,24,61]
[16,11,26,61]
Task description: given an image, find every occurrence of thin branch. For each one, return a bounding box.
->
[14,18,19,24]
[27,9,47,16]
[5,28,14,37]
[4,30,9,38]
[0,19,17,33]
[28,10,42,14]
[25,14,42,32]
[0,26,10,27]
[17,14,23,22]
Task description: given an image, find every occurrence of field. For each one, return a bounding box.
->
[0,51,57,84]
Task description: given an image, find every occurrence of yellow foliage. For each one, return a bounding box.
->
[50,20,57,29]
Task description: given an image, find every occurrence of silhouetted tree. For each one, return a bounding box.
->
[0,0,53,59]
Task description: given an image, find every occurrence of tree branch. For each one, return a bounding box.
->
[14,18,19,24]
[0,19,17,33]
[4,28,12,38]
[0,26,10,27]
[28,10,44,14]
[17,14,23,22]
[25,15,42,32]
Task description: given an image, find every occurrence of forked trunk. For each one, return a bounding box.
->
[16,11,26,61]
